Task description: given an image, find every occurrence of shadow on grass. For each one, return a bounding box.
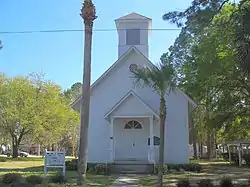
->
[0,156,44,162]
[139,162,250,187]
[0,166,44,173]
[0,156,73,162]
[0,165,117,186]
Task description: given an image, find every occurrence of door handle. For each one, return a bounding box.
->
[133,142,135,146]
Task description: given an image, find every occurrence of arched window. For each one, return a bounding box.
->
[124,120,142,129]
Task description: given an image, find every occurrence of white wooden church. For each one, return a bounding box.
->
[72,12,196,164]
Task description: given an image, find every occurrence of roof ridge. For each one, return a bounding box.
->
[116,12,151,21]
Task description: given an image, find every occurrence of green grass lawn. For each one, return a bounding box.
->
[0,157,117,187]
[3,157,250,186]
[139,160,250,187]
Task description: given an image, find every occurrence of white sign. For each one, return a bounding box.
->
[44,151,66,176]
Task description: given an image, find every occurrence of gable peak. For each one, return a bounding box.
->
[115,12,151,21]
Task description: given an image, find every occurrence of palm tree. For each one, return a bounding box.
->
[77,0,97,185]
[132,54,176,187]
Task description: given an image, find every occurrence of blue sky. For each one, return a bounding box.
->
[0,0,192,90]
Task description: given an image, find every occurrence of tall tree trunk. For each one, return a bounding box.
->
[188,102,197,159]
[157,97,166,187]
[72,140,75,157]
[72,128,77,157]
[11,129,26,158]
[37,144,41,156]
[52,144,55,151]
[207,132,212,161]
[211,129,216,158]
[77,1,96,185]
[200,142,203,157]
[12,137,18,158]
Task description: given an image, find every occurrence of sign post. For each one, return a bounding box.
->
[44,151,66,177]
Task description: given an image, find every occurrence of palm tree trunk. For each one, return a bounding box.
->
[157,96,166,187]
[77,1,96,185]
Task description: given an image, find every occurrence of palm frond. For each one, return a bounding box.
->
[132,54,177,95]
[160,59,177,92]
[132,65,159,90]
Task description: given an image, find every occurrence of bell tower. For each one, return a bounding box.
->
[115,13,152,58]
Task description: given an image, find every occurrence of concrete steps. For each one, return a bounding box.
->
[110,160,153,174]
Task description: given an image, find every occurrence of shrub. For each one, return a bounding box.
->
[168,164,181,171]
[153,163,201,174]
[95,164,109,174]
[10,181,33,187]
[220,177,233,187]
[243,154,250,166]
[200,156,209,159]
[26,175,43,184]
[66,160,110,174]
[2,173,23,184]
[221,153,229,161]
[87,163,110,175]
[182,163,202,172]
[153,164,168,174]
[240,185,250,187]
[66,159,77,171]
[50,173,67,184]
[0,157,7,162]
[198,179,214,187]
[177,179,191,187]
[231,153,239,165]
[87,163,96,171]
[221,153,239,165]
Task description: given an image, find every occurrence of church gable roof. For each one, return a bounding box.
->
[71,47,197,110]
[71,47,143,108]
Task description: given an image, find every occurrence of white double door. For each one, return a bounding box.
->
[116,128,148,160]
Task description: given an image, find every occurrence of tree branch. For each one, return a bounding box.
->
[17,128,29,145]
[218,0,230,12]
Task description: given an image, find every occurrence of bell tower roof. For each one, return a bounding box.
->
[116,12,151,21]
[115,12,152,34]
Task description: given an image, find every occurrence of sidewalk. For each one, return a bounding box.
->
[111,174,139,187]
